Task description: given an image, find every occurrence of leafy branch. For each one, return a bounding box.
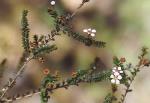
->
[0,1,149,103]
[103,47,150,103]
[0,9,57,102]
[0,1,106,102]
[1,47,149,103]
[21,10,30,53]
[119,47,150,103]
[2,67,111,102]
[47,0,106,48]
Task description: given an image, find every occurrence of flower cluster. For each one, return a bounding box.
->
[110,67,123,84]
[83,28,96,37]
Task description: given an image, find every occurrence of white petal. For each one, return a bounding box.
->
[92,29,96,33]
[88,28,92,31]
[119,70,123,73]
[112,70,116,73]
[110,75,114,78]
[2,88,6,91]
[113,67,117,70]
[118,67,122,70]
[111,79,115,83]
[114,72,119,76]
[93,66,96,70]
[26,58,29,61]
[117,75,122,80]
[83,29,88,33]
[115,80,120,84]
[51,1,56,5]
[90,33,95,37]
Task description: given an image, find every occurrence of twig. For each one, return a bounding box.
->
[71,0,90,18]
[3,71,111,102]
[0,55,34,100]
[120,46,149,103]
[120,65,143,103]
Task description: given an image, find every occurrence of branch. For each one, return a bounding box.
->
[3,70,111,102]
[47,0,106,48]
[0,55,33,100]
[32,44,57,56]
[21,10,30,53]
[71,0,90,18]
[119,47,150,103]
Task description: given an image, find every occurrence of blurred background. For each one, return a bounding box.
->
[0,0,150,103]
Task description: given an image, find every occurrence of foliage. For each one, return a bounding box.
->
[104,93,116,103]
[47,3,106,48]
[0,0,149,103]
[21,10,30,53]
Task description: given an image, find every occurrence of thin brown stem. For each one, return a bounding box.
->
[121,65,144,103]
[3,71,110,102]
[0,55,33,100]
[71,1,89,18]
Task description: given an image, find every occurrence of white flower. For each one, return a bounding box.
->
[112,66,123,74]
[110,76,121,84]
[110,66,124,85]
[50,0,56,5]
[110,74,121,84]
[83,28,96,37]
[111,79,120,84]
